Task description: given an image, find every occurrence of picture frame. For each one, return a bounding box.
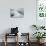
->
[10,8,24,18]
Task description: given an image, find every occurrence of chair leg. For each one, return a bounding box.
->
[17,34,18,46]
[15,33,18,46]
[4,41,7,46]
[4,33,7,46]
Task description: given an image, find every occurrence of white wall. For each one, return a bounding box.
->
[0,0,36,42]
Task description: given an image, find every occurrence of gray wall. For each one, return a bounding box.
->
[0,0,36,42]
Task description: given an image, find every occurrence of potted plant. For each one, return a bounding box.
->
[32,24,45,30]
[40,26,45,29]
[33,32,46,43]
[32,25,39,30]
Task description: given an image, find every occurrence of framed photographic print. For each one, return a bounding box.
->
[10,8,24,18]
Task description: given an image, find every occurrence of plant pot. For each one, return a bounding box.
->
[40,38,45,43]
[37,39,45,44]
[37,39,40,43]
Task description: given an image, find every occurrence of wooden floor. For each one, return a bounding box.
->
[0,42,46,46]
